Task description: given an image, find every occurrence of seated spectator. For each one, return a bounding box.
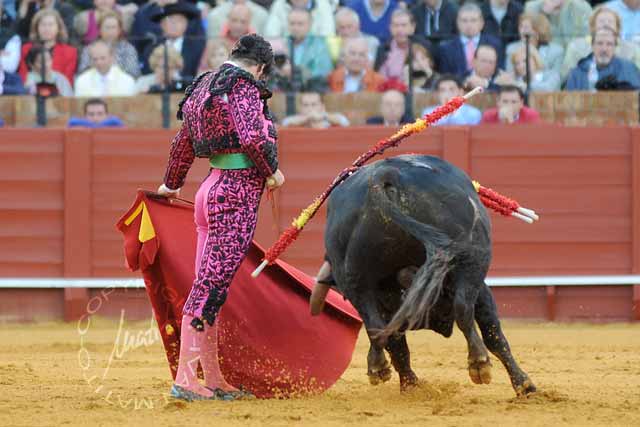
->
[506,45,561,91]
[68,98,124,127]
[603,0,640,44]
[404,42,440,91]
[202,42,229,74]
[411,0,459,43]
[566,27,640,90]
[18,9,78,85]
[505,12,564,74]
[422,74,482,125]
[561,6,640,81]
[77,10,140,77]
[264,0,335,38]
[130,0,204,65]
[480,0,523,46]
[375,9,433,81]
[524,0,592,48]
[281,91,350,128]
[75,40,137,96]
[481,84,540,124]
[285,8,333,81]
[145,1,205,80]
[73,0,137,45]
[327,7,380,64]
[366,88,412,126]
[462,44,502,91]
[17,0,75,43]
[135,44,187,93]
[0,63,27,94]
[328,37,385,93]
[1,0,21,73]
[24,44,74,96]
[207,0,268,39]
[347,0,399,43]
[438,2,504,78]
[219,3,252,48]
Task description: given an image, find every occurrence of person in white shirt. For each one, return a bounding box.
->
[75,39,136,97]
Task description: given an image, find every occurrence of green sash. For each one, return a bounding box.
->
[209,153,254,169]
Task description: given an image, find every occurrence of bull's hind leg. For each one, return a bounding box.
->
[385,333,419,391]
[452,278,492,385]
[475,284,536,396]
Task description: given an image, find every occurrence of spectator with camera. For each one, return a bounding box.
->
[77,10,140,77]
[75,39,137,96]
[566,26,640,90]
[481,84,540,124]
[24,43,73,96]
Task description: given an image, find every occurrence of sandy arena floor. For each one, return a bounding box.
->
[0,318,638,427]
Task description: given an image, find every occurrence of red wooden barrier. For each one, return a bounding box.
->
[0,126,638,322]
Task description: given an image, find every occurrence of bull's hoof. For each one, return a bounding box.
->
[368,362,393,386]
[468,357,492,385]
[515,379,537,397]
[399,371,419,392]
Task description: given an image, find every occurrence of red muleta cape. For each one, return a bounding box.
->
[116,191,361,398]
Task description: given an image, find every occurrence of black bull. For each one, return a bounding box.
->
[321,154,536,396]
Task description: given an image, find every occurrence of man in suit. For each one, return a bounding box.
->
[410,0,458,43]
[366,89,412,125]
[146,1,206,81]
[75,40,136,97]
[438,1,504,78]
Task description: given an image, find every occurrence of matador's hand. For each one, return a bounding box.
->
[157,184,180,198]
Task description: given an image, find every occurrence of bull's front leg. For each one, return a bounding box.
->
[475,284,537,396]
[453,280,492,386]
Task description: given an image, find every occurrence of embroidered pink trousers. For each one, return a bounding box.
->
[182,167,265,329]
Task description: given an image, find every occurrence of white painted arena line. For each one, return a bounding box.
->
[0,276,639,288]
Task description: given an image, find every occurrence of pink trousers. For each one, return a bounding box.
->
[182,167,265,330]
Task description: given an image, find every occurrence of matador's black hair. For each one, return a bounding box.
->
[230,33,274,77]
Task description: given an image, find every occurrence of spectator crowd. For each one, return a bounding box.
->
[0,0,639,127]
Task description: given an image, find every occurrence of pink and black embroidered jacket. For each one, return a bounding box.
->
[163,63,279,190]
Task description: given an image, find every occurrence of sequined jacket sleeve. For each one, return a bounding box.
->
[162,122,195,191]
[227,79,278,178]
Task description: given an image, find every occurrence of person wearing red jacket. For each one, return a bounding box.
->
[481,84,541,124]
[18,9,77,85]
[157,34,285,402]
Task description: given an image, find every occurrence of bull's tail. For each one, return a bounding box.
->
[372,185,456,341]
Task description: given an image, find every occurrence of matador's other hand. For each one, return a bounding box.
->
[266,169,285,190]
[157,183,180,198]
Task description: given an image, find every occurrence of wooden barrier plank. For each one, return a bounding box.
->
[632,128,640,321]
[63,129,92,320]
